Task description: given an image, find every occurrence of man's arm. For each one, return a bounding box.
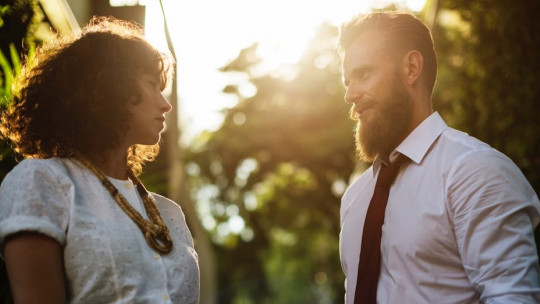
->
[448,151,540,303]
[4,232,66,304]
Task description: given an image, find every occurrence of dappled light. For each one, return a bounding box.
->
[179,0,540,301]
[143,0,428,141]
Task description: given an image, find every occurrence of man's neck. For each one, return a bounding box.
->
[379,109,434,165]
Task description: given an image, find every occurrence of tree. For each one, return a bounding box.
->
[433,0,540,251]
[433,0,540,191]
[186,1,540,302]
[186,23,355,303]
[139,2,217,301]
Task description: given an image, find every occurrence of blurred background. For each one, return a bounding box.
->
[1,0,539,303]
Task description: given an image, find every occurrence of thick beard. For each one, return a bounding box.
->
[352,79,413,162]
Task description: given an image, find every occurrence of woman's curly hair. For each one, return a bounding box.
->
[1,16,173,175]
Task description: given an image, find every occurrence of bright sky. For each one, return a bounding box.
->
[115,0,427,143]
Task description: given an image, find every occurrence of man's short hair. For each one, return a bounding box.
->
[339,11,437,94]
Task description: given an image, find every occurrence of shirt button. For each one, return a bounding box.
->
[154,253,160,260]
[162,293,169,300]
[124,182,132,189]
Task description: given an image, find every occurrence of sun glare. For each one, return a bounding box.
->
[138,0,427,142]
[127,0,428,237]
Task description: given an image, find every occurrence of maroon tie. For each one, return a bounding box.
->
[354,154,407,304]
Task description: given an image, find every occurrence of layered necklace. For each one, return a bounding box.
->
[75,152,173,254]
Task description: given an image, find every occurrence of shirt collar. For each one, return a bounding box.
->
[373,112,448,176]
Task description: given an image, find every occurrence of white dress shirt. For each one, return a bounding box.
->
[340,112,540,303]
[0,158,200,303]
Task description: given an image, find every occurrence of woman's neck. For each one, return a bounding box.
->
[88,147,129,180]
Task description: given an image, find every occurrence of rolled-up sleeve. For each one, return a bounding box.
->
[0,159,73,249]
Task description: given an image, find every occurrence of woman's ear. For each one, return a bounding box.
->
[403,50,423,86]
[128,96,138,105]
[128,91,140,105]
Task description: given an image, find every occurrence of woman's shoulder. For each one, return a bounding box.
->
[1,158,77,190]
[5,157,70,177]
[150,193,186,216]
[151,192,178,208]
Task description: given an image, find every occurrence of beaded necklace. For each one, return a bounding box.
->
[75,152,173,254]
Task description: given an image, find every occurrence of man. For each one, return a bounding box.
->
[338,11,540,304]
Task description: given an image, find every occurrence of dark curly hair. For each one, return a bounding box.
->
[1,16,173,174]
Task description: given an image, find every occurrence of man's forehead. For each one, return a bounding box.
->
[344,31,389,58]
[344,47,387,72]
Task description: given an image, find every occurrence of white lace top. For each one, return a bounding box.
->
[0,158,199,303]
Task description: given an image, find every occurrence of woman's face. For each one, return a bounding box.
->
[123,72,172,146]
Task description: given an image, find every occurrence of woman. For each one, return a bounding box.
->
[0,17,199,303]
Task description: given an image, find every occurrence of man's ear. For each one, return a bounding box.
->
[403,50,423,86]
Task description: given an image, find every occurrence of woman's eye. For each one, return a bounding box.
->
[148,80,159,89]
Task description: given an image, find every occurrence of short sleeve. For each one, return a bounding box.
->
[0,159,73,250]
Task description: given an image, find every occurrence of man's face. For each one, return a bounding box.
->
[342,30,413,162]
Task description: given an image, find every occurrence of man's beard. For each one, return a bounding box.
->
[350,79,413,162]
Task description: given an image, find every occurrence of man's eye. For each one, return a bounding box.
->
[356,71,367,80]
[354,68,371,81]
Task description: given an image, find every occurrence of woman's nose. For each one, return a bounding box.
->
[160,94,172,113]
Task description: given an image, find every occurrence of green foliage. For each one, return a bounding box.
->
[0,2,40,303]
[0,0,39,59]
[187,1,540,302]
[0,0,39,180]
[0,44,19,102]
[433,0,540,192]
[0,43,24,186]
[0,40,31,182]
[433,0,540,256]
[186,23,354,303]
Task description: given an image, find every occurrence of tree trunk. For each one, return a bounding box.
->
[166,74,217,304]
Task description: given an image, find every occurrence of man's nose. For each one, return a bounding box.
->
[344,83,362,104]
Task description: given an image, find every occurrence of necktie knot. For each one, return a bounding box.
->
[376,154,407,187]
